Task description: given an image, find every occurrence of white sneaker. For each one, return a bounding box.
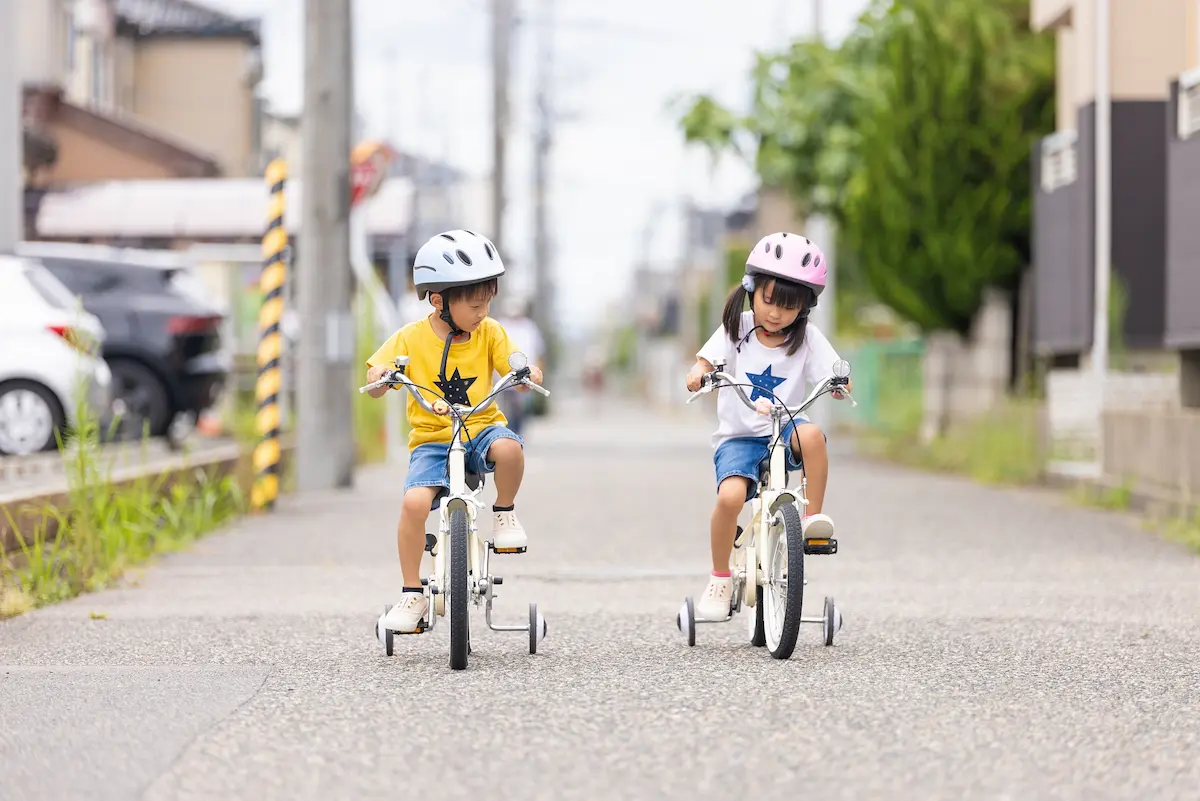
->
[695,574,733,621]
[382,592,428,633]
[802,513,835,540]
[492,510,528,551]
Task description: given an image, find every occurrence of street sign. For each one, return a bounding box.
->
[349,140,396,208]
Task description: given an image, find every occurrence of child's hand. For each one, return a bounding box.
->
[366,365,390,383]
[431,399,450,415]
[516,365,544,393]
[686,365,712,392]
[754,398,773,416]
[832,378,853,400]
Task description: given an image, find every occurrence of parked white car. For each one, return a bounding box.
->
[0,255,114,456]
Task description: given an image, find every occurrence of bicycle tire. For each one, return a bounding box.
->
[765,503,805,659]
[448,507,470,670]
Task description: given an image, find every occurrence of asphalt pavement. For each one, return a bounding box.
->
[2,396,1199,801]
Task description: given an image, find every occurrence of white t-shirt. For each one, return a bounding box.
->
[696,311,842,449]
[494,316,545,364]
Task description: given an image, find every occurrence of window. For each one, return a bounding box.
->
[23,263,83,310]
[1040,130,1078,193]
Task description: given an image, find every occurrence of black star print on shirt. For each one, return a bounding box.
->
[435,368,477,406]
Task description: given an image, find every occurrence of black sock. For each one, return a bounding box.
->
[493,504,514,512]
[402,586,423,594]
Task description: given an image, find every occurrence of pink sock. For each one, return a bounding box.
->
[711,570,731,578]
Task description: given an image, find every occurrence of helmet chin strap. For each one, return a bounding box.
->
[437,301,465,386]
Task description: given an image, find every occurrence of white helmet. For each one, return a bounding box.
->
[413,229,505,300]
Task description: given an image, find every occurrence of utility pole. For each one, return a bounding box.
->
[0,0,20,251]
[813,0,823,43]
[1091,0,1112,467]
[297,0,355,491]
[491,0,515,253]
[532,0,555,364]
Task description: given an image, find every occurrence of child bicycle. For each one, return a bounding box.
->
[359,351,550,670]
[676,358,856,659]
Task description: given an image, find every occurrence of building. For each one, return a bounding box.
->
[19,0,264,214]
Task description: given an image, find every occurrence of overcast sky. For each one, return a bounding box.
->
[206,0,871,336]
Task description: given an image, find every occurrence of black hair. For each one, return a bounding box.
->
[434,277,499,306]
[721,275,816,356]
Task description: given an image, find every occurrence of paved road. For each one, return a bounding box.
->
[3,398,1199,801]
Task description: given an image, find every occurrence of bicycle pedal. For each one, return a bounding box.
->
[489,543,527,555]
[803,537,838,555]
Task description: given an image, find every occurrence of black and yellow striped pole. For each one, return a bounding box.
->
[252,159,288,512]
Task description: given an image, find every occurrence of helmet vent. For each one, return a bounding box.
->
[815,256,822,268]
[802,252,813,267]
[442,252,455,264]
[484,242,495,260]
[440,233,457,242]
[456,249,473,266]
[774,244,783,259]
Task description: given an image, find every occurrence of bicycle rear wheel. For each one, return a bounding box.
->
[762,503,804,659]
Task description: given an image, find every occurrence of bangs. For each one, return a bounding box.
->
[760,277,808,310]
[443,278,499,304]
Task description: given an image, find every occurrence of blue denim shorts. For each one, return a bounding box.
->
[404,425,523,504]
[714,418,824,502]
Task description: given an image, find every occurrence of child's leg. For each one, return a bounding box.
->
[710,476,751,572]
[789,423,829,514]
[698,438,762,620]
[398,486,440,586]
[468,426,527,550]
[487,436,524,507]
[382,445,449,633]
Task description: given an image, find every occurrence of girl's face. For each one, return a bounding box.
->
[752,278,805,334]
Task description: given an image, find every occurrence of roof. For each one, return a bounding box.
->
[33,178,415,240]
[114,0,261,42]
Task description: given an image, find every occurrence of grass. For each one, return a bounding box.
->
[0,366,246,619]
[862,395,1046,486]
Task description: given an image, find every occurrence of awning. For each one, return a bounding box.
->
[33,177,415,240]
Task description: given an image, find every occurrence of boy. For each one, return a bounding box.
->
[365,229,543,633]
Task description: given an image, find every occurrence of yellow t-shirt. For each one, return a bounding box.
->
[366,316,519,450]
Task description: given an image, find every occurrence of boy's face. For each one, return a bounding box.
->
[445,294,491,332]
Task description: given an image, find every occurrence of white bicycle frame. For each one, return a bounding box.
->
[687,359,856,619]
[359,354,549,631]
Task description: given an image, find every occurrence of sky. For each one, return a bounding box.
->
[205,0,871,337]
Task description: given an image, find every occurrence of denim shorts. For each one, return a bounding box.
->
[404,424,523,505]
[714,417,825,502]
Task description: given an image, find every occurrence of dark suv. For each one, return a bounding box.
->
[29,252,228,441]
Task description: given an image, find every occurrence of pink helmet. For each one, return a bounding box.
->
[744,232,828,301]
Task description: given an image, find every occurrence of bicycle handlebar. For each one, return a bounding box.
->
[358,366,550,419]
[686,368,856,414]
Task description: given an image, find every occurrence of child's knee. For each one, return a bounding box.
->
[715,478,748,511]
[792,423,826,455]
[488,436,523,465]
[401,486,438,519]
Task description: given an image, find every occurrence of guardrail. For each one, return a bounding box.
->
[1,436,295,555]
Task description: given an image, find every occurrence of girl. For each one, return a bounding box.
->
[685,232,851,622]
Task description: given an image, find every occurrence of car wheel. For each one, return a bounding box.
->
[109,360,172,440]
[0,380,65,456]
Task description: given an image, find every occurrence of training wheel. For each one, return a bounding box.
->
[677,597,696,647]
[378,605,395,656]
[823,596,842,646]
[529,603,548,654]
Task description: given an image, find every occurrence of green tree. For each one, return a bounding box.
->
[840,0,1055,334]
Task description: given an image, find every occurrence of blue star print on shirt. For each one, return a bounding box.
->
[745,365,786,402]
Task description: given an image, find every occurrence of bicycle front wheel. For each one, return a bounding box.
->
[448,506,470,670]
[762,503,804,659]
